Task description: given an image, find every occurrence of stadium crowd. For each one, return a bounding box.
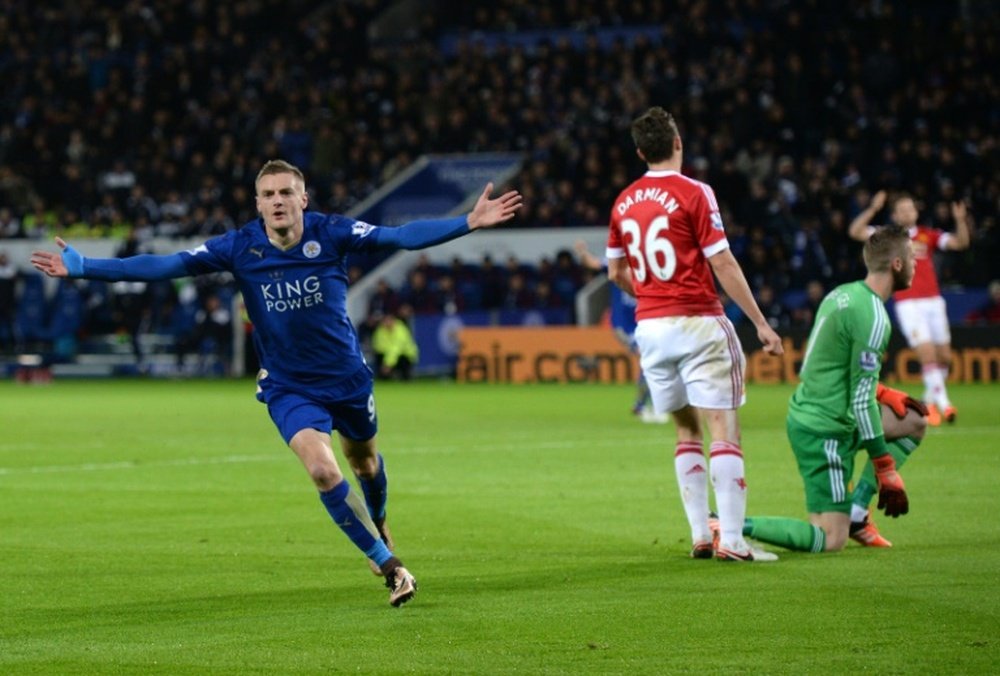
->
[1,0,997,357]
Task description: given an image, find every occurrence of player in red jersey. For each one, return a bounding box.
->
[606,107,783,562]
[849,190,970,425]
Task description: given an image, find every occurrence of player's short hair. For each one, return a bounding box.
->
[255,159,305,189]
[890,191,915,211]
[630,107,679,163]
[863,224,909,272]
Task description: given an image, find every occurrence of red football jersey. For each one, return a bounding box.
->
[606,170,728,319]
[894,225,949,301]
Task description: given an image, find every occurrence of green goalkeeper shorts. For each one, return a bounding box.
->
[786,415,861,514]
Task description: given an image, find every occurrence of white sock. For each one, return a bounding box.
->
[674,441,710,543]
[935,365,952,409]
[710,441,747,549]
[850,503,868,524]
[922,363,945,408]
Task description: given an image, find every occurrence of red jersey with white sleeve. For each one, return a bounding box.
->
[866,224,951,301]
[606,170,728,320]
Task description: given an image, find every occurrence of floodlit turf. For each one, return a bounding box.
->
[1,378,998,674]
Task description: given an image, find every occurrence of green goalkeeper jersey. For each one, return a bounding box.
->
[789,280,890,440]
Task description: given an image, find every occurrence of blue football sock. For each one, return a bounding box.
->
[319,480,392,566]
[356,453,388,522]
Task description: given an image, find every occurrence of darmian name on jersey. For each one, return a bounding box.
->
[261,275,324,312]
[616,188,680,215]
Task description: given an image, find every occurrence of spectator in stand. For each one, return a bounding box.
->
[175,293,233,375]
[966,281,1000,324]
[533,279,561,310]
[0,208,24,239]
[757,284,792,331]
[0,251,18,351]
[434,274,465,314]
[368,278,401,318]
[372,312,419,381]
[22,201,57,240]
[502,272,536,310]
[550,249,582,306]
[399,269,438,314]
[108,229,154,368]
[2,1,996,350]
[479,254,508,310]
[792,280,827,327]
[409,254,440,286]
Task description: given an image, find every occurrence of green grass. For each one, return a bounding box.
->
[1,379,998,674]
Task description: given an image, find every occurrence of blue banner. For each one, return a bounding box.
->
[355,154,523,226]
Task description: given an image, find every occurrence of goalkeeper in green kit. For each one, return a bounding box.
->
[740,225,922,553]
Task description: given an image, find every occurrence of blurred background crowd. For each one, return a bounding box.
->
[1,0,998,370]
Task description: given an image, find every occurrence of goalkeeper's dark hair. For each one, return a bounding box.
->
[255,159,305,189]
[630,107,679,163]
[863,224,910,273]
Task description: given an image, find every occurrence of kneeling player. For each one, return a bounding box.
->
[738,226,916,554]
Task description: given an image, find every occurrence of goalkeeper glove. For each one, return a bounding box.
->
[872,454,909,518]
[875,383,929,419]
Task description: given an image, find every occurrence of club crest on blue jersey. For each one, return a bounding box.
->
[303,240,321,258]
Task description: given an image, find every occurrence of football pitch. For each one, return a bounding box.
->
[2,379,998,674]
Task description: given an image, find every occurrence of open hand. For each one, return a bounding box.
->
[30,237,74,278]
[467,183,523,230]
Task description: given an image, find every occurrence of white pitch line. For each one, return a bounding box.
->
[0,453,282,476]
[3,426,994,476]
[0,435,671,476]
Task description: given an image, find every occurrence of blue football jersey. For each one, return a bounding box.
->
[609,285,637,337]
[179,211,382,394]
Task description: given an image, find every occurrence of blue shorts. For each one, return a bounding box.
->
[257,376,378,444]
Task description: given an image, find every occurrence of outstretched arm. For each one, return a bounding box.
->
[31,237,189,281]
[847,190,886,242]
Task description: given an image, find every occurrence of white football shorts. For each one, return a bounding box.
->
[893,296,950,347]
[634,315,746,413]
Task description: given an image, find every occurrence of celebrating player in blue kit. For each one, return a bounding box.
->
[574,239,665,423]
[31,159,522,607]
